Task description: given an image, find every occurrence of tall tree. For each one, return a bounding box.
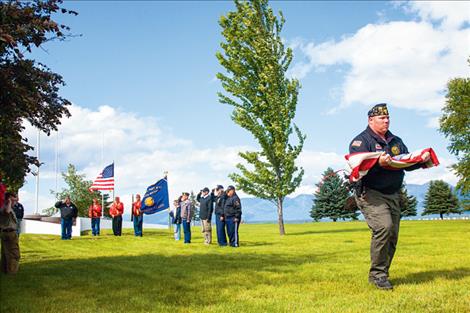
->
[439,59,470,195]
[44,164,104,217]
[399,184,418,219]
[422,180,462,220]
[216,0,305,235]
[310,168,359,222]
[189,191,200,224]
[0,0,77,191]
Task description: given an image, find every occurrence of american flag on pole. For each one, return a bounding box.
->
[89,163,114,191]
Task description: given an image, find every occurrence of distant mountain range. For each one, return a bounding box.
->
[133,183,468,225]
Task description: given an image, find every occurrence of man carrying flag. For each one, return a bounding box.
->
[347,103,435,290]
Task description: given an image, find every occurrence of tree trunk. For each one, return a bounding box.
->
[333,218,337,222]
[440,212,443,220]
[277,197,285,236]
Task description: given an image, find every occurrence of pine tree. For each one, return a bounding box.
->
[310,168,359,222]
[217,0,305,235]
[422,180,462,219]
[189,191,200,224]
[399,184,418,219]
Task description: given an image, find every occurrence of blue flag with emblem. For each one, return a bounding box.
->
[141,178,170,215]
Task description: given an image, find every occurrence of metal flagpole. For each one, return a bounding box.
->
[55,129,60,200]
[34,128,40,215]
[101,131,105,217]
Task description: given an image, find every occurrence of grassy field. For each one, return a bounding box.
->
[1,220,469,313]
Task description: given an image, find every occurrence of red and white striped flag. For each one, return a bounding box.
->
[345,148,439,182]
[89,163,114,191]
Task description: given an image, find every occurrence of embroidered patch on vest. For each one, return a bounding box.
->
[351,140,362,147]
[391,146,400,155]
[375,143,382,150]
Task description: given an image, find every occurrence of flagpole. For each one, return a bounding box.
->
[34,128,40,215]
[101,131,105,218]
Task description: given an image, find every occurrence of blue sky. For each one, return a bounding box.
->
[20,1,470,214]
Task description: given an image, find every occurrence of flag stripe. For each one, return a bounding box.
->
[89,163,115,191]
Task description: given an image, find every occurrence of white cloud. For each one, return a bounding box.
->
[290,1,470,120]
[405,156,459,185]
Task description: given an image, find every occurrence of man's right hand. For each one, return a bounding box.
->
[220,216,224,221]
[378,152,392,167]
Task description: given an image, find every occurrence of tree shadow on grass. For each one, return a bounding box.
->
[394,267,470,286]
[1,251,317,312]
[287,228,367,236]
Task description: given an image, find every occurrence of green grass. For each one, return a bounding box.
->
[1,221,469,313]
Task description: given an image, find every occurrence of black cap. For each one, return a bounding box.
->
[226,185,235,191]
[216,185,224,190]
[202,187,210,193]
[368,103,389,117]
[182,192,190,196]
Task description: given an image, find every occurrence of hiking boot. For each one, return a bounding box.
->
[369,276,393,290]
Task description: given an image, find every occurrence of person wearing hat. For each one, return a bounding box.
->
[197,187,214,245]
[223,185,242,247]
[213,185,228,246]
[55,195,78,240]
[180,192,192,244]
[349,103,430,290]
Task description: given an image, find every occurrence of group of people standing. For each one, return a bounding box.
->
[170,185,242,247]
[54,194,144,239]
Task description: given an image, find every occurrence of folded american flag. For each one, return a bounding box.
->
[345,148,439,182]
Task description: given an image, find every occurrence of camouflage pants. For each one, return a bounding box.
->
[1,231,20,274]
[202,220,212,244]
[355,188,400,279]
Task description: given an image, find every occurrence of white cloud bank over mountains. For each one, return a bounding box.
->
[289,1,470,117]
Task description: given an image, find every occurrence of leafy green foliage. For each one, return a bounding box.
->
[0,0,77,190]
[399,184,418,218]
[44,164,104,217]
[310,168,359,222]
[422,180,461,219]
[439,60,470,195]
[216,0,305,235]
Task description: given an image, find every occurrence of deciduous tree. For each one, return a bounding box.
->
[216,0,305,235]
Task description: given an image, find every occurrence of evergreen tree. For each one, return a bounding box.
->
[189,191,200,224]
[422,180,462,219]
[43,164,104,217]
[310,168,359,222]
[399,184,418,219]
[217,0,305,235]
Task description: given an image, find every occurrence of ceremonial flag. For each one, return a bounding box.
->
[345,148,439,182]
[141,178,169,215]
[89,163,114,191]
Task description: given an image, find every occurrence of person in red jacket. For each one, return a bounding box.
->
[88,198,102,236]
[109,197,124,236]
[132,194,143,237]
